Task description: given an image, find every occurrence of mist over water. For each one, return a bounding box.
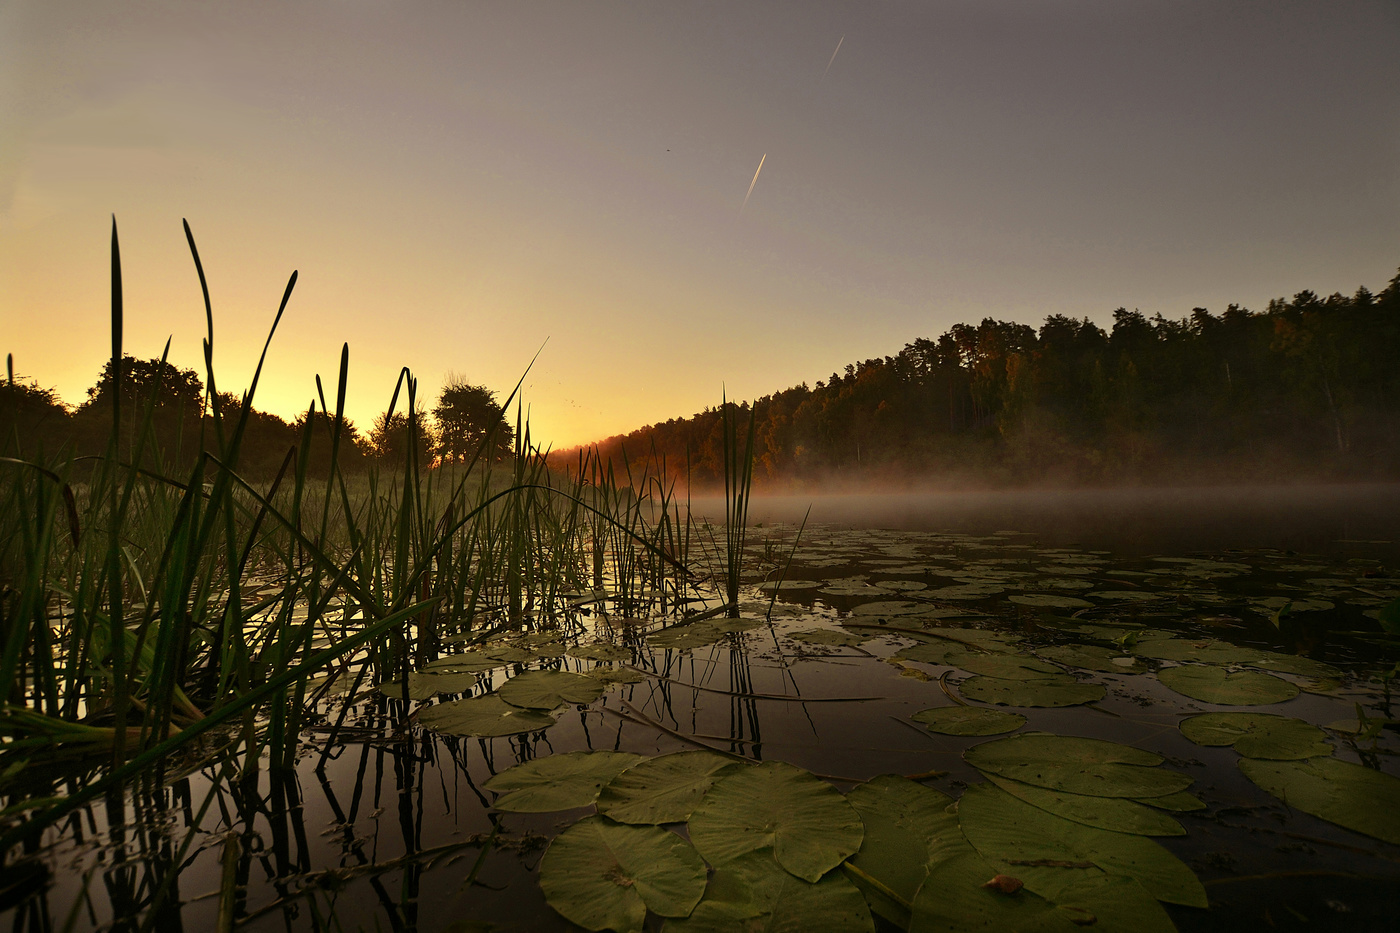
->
[689,483,1400,559]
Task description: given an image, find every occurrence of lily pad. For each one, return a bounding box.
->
[1179,712,1331,760]
[983,774,1185,836]
[1157,665,1299,705]
[1239,757,1400,845]
[850,600,927,616]
[665,849,874,932]
[598,752,745,825]
[568,642,633,662]
[418,694,556,737]
[895,641,975,667]
[539,816,707,932]
[1247,652,1344,680]
[588,666,649,686]
[912,706,1026,736]
[688,760,864,882]
[957,784,1207,908]
[959,654,1064,680]
[485,751,646,812]
[1134,637,1262,664]
[790,629,866,647]
[965,733,1192,799]
[910,850,1078,932]
[845,775,960,926]
[958,674,1106,708]
[1035,645,1143,673]
[497,670,606,710]
[1134,791,1206,812]
[1008,594,1094,610]
[649,624,723,651]
[419,651,501,674]
[757,579,823,591]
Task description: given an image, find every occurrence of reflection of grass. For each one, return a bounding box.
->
[0,220,703,859]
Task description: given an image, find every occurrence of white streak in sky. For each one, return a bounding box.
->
[740,153,766,214]
[822,35,844,80]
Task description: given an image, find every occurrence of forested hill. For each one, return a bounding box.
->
[555,272,1400,489]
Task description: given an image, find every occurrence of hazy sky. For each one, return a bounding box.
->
[3,1,1397,448]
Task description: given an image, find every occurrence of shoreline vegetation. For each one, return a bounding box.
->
[554,268,1400,492]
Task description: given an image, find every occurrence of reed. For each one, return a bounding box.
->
[0,220,715,863]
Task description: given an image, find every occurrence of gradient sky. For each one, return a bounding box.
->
[3,1,1398,449]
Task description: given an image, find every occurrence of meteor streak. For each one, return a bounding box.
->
[822,35,844,80]
[740,152,766,214]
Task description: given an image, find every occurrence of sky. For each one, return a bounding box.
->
[3,1,1398,449]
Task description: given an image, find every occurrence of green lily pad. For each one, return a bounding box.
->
[895,641,975,666]
[598,751,745,824]
[1247,652,1344,680]
[1035,645,1144,673]
[588,666,649,686]
[928,584,1004,600]
[649,624,723,651]
[983,774,1184,836]
[497,670,606,710]
[484,751,646,812]
[1179,712,1332,759]
[958,675,1106,708]
[790,629,866,647]
[1239,757,1400,845]
[418,694,556,737]
[1001,868,1179,933]
[1134,638,1262,664]
[965,733,1192,799]
[957,784,1207,908]
[419,651,501,674]
[1008,594,1095,610]
[845,775,960,927]
[1252,596,1335,613]
[1133,791,1206,812]
[910,850,1078,932]
[959,654,1064,680]
[539,816,707,932]
[850,600,927,616]
[378,678,438,701]
[912,706,1026,736]
[483,644,533,663]
[710,616,766,633]
[568,642,633,662]
[664,849,874,932]
[757,579,822,591]
[1157,665,1299,705]
[688,761,864,882]
[404,671,483,696]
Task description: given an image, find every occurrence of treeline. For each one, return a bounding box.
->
[558,271,1400,488]
[0,357,514,478]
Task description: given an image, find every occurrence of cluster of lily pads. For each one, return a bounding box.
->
[384,525,1399,930]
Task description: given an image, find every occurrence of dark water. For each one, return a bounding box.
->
[7,484,1400,932]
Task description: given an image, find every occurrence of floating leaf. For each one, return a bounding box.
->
[983,774,1184,836]
[964,733,1192,799]
[1035,644,1143,673]
[1179,712,1331,759]
[588,666,648,686]
[688,761,864,882]
[790,629,866,647]
[1005,868,1179,933]
[539,816,707,932]
[665,849,874,932]
[568,642,633,662]
[845,775,960,926]
[895,641,975,667]
[909,850,1077,932]
[378,678,437,701]
[1239,757,1400,845]
[1247,652,1344,679]
[1008,594,1094,610]
[912,706,1026,736]
[598,752,745,824]
[1133,791,1206,812]
[1157,665,1299,705]
[485,751,646,812]
[483,644,533,663]
[649,624,723,651]
[1134,637,1262,664]
[850,600,927,616]
[928,584,1004,600]
[417,694,556,737]
[957,784,1207,908]
[959,654,1064,680]
[497,670,605,710]
[958,675,1105,708]
[757,579,822,591]
[420,651,500,674]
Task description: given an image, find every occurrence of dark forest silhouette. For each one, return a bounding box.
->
[0,356,512,477]
[556,271,1400,488]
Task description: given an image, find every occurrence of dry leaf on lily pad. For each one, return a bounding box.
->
[539,816,707,933]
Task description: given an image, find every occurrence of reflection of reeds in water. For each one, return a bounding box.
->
[0,220,713,888]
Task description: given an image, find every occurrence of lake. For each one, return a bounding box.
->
[8,483,1400,932]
